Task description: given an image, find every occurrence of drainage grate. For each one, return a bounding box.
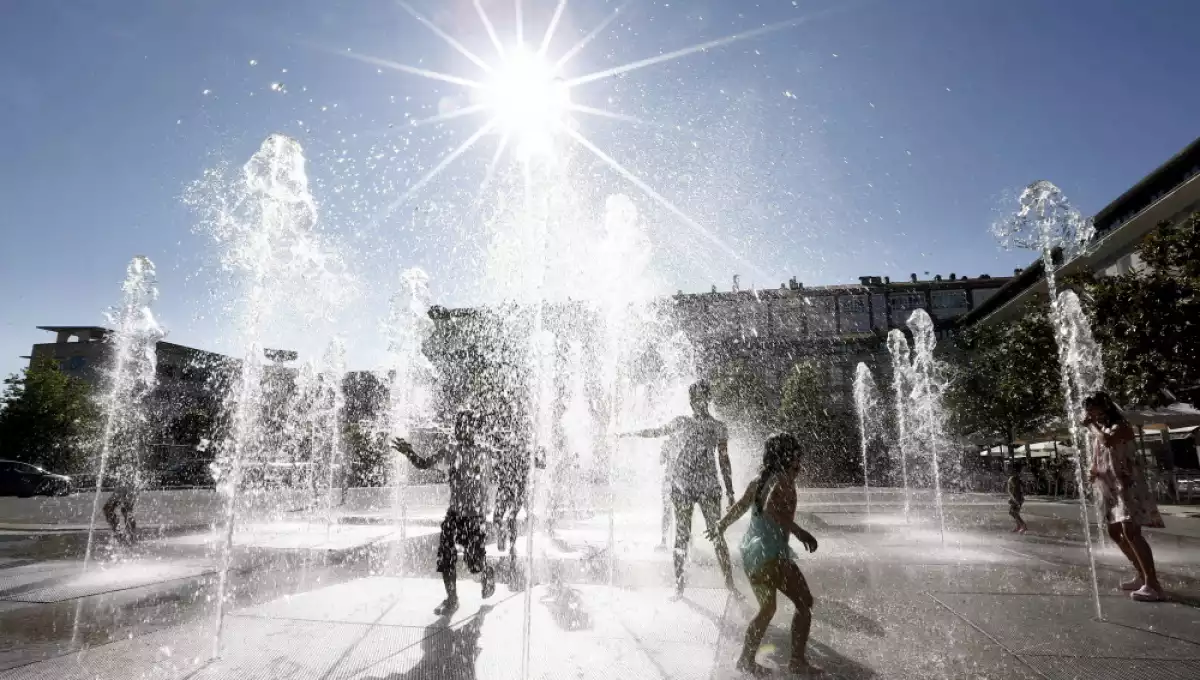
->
[1022,656,1200,680]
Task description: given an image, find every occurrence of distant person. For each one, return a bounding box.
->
[1007,462,1028,534]
[393,410,496,614]
[622,380,735,595]
[708,432,820,677]
[104,449,142,546]
[1084,392,1165,602]
[492,426,546,555]
[103,483,139,546]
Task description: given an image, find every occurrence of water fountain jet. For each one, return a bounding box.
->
[994,180,1103,619]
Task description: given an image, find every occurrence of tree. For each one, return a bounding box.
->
[0,357,98,472]
[944,305,1061,448]
[1078,213,1200,405]
[710,356,776,428]
[777,360,857,484]
[343,421,389,487]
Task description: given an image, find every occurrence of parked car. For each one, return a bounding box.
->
[158,459,216,489]
[0,460,73,497]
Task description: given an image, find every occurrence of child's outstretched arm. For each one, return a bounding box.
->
[391,438,447,470]
[620,417,680,439]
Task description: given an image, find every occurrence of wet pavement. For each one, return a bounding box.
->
[0,488,1198,678]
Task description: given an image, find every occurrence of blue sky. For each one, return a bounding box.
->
[1,0,1198,377]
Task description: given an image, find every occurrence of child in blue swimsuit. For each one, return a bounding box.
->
[709,433,820,677]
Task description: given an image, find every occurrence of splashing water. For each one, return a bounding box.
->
[83,256,164,571]
[991,180,1095,257]
[189,133,351,658]
[853,363,880,523]
[316,339,347,536]
[379,268,437,568]
[886,329,913,523]
[995,181,1103,619]
[1058,289,1106,618]
[907,309,948,543]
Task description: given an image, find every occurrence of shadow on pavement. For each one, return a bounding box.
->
[684,593,878,679]
[813,599,887,638]
[539,580,593,631]
[358,604,493,680]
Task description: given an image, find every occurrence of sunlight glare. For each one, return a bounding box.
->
[481,47,571,158]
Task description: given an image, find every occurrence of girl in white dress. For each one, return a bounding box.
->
[1084,392,1165,602]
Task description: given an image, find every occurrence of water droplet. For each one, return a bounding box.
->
[249,59,258,66]
[202,89,212,96]
[270,82,286,93]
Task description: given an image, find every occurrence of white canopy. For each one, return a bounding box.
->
[982,441,1078,458]
[1123,403,1200,428]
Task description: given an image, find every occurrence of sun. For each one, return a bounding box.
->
[327,0,825,276]
[479,47,571,158]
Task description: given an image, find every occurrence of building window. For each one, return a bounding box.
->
[839,295,867,313]
[931,290,968,310]
[891,293,925,310]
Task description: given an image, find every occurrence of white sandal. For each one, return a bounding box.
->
[1130,585,1164,602]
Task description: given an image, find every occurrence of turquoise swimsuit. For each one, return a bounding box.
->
[740,502,798,577]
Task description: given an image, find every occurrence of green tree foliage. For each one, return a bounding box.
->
[777,360,856,484]
[944,306,1062,447]
[343,421,389,487]
[0,357,98,472]
[710,356,776,428]
[1080,213,1200,405]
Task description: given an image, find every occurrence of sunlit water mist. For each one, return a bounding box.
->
[316,339,347,535]
[995,181,1103,618]
[904,309,951,541]
[886,329,913,523]
[188,133,354,658]
[377,268,437,566]
[83,256,164,570]
[853,362,881,522]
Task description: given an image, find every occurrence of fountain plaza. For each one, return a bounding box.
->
[4,10,1200,677]
[2,481,1200,679]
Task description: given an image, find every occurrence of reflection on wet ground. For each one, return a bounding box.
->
[0,490,1198,678]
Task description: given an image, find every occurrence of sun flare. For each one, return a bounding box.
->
[479,47,571,158]
[332,0,819,276]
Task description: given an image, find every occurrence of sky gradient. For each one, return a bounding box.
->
[2,0,1199,378]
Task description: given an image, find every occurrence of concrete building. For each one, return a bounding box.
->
[25,326,237,445]
[424,272,1014,414]
[27,325,233,391]
[663,272,1012,401]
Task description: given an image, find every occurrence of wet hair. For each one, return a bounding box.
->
[688,380,711,402]
[1082,391,1125,426]
[753,432,803,512]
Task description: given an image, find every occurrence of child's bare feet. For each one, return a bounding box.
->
[734,655,770,677]
[434,597,459,616]
[787,659,826,677]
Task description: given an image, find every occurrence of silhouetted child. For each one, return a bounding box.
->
[492,426,546,556]
[1008,463,1027,534]
[622,380,735,596]
[393,410,496,614]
